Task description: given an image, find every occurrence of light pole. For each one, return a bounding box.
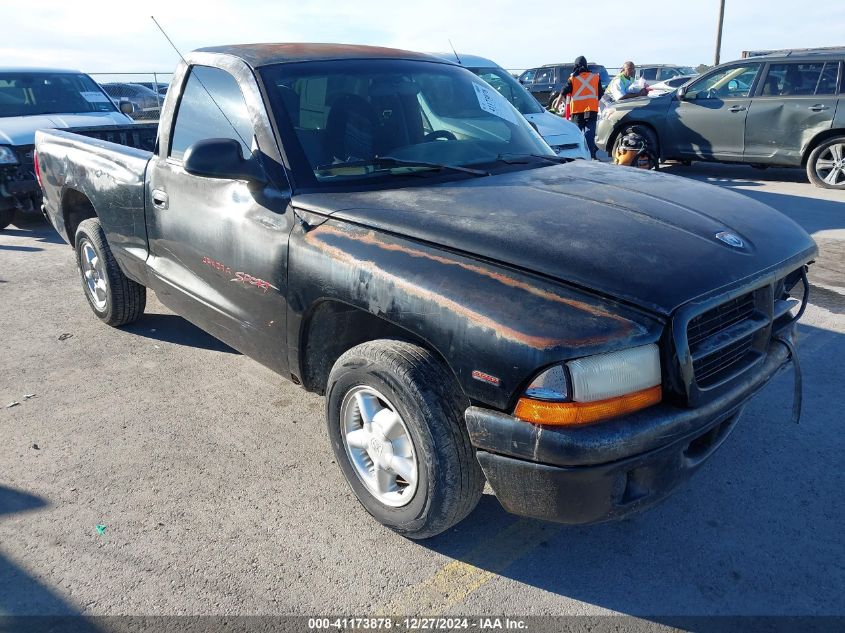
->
[714,0,726,65]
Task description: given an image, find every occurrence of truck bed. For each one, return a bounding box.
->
[58,123,158,153]
[35,126,154,283]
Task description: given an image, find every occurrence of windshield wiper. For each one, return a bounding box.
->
[494,153,573,165]
[315,156,489,177]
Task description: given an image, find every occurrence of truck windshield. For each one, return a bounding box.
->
[260,59,553,186]
[0,72,118,117]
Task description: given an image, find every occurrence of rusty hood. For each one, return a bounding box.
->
[293,161,817,316]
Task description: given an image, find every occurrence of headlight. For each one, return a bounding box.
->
[0,146,19,165]
[515,344,662,426]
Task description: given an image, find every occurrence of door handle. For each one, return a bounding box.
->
[809,104,829,112]
[151,189,169,210]
[728,105,747,112]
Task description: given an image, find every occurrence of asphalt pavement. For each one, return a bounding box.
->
[1,161,843,629]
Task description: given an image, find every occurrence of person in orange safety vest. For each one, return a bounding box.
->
[556,55,605,159]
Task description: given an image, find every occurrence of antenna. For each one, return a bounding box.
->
[149,16,311,230]
[448,40,462,65]
[150,16,252,155]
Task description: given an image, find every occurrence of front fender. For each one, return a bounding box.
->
[287,219,663,410]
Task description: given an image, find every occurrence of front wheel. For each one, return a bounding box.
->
[326,340,485,539]
[806,137,845,189]
[611,125,660,168]
[75,218,146,326]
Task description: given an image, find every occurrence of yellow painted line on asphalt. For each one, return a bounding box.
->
[380,518,561,615]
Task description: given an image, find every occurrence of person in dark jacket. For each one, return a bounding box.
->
[555,55,605,159]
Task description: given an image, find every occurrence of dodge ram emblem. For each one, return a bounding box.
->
[716,231,745,248]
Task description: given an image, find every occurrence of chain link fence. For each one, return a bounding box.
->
[89,73,174,122]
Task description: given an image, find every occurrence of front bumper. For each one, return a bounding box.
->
[465,340,793,525]
[1,163,41,214]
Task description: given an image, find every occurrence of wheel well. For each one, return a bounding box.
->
[609,121,660,157]
[299,301,459,396]
[802,129,845,167]
[62,189,97,246]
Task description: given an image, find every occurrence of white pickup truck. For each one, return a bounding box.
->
[0,67,135,229]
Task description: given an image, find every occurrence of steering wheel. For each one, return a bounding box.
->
[423,130,457,142]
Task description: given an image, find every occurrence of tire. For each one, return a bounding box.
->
[74,218,146,326]
[326,340,485,539]
[806,136,845,189]
[0,207,14,230]
[612,124,660,166]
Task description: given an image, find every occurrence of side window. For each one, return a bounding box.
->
[686,63,760,100]
[533,68,554,84]
[519,69,536,84]
[477,70,517,106]
[761,63,825,97]
[815,62,839,95]
[641,68,658,81]
[170,66,254,161]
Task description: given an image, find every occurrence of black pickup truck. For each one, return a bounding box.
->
[35,44,817,539]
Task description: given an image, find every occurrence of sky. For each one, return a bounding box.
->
[2,0,844,74]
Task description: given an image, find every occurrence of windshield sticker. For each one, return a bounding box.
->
[80,91,110,104]
[472,83,517,124]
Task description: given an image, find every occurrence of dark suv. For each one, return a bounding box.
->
[596,51,845,189]
[523,62,610,105]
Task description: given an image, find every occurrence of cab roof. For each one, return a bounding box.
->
[195,43,455,69]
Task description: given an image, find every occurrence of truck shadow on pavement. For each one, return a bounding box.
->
[422,321,844,618]
[4,223,67,245]
[0,244,43,252]
[123,314,239,354]
[661,163,809,185]
[0,486,100,629]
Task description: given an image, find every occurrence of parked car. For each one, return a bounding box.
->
[36,43,815,539]
[0,67,134,229]
[597,51,845,189]
[647,74,697,96]
[133,81,169,96]
[636,65,697,83]
[522,62,611,105]
[431,53,589,159]
[100,82,162,120]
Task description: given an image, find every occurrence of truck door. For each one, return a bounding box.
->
[145,61,294,374]
[665,62,762,160]
[744,61,840,164]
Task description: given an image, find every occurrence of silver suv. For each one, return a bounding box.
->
[597,52,845,189]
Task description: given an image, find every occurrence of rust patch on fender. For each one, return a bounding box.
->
[314,224,641,331]
[304,227,639,349]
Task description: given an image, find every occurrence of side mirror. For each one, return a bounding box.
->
[676,86,687,100]
[119,100,136,115]
[183,138,267,184]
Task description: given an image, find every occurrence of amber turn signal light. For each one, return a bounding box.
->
[514,385,662,426]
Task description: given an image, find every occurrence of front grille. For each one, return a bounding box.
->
[693,334,755,387]
[687,292,755,347]
[14,145,35,167]
[676,267,806,403]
